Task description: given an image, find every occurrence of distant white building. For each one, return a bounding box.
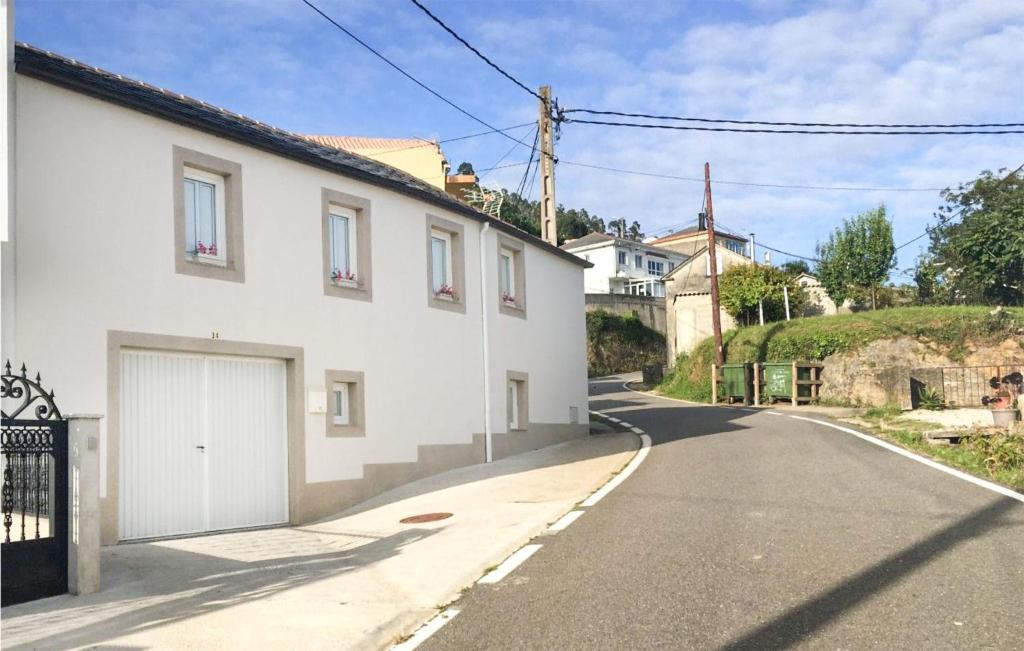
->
[560,232,688,298]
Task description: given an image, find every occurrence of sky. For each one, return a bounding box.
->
[16,0,1024,276]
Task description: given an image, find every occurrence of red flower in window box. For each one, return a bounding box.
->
[502,291,516,304]
[196,241,208,254]
[435,284,457,299]
[332,268,356,283]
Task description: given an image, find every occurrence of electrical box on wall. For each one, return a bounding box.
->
[307,388,327,414]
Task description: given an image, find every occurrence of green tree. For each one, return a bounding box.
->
[718,263,807,325]
[456,161,475,175]
[815,205,896,309]
[915,168,1024,306]
[779,260,811,277]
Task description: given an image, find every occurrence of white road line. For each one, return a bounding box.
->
[547,510,584,532]
[618,421,633,428]
[606,417,622,423]
[391,608,461,650]
[477,544,543,584]
[630,426,644,434]
[788,415,1024,504]
[580,433,652,507]
[765,411,784,416]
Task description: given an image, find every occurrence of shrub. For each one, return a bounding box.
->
[963,433,1024,474]
[586,310,665,377]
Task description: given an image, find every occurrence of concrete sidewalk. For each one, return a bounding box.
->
[0,431,637,651]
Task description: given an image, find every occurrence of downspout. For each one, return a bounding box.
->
[478,222,493,462]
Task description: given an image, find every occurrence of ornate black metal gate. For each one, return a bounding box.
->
[1,362,68,606]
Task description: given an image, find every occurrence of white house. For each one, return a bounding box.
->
[2,44,590,545]
[560,232,688,298]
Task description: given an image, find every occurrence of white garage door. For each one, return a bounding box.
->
[119,350,288,540]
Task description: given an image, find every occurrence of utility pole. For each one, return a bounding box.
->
[538,85,557,247]
[704,162,724,367]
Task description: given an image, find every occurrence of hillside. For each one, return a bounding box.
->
[660,306,1024,404]
[587,310,665,377]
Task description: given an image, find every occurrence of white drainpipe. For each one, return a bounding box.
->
[479,222,493,462]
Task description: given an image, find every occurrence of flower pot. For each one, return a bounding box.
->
[991,409,1017,428]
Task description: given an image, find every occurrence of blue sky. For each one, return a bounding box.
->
[17,0,1024,275]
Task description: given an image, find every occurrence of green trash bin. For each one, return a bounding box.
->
[719,363,753,404]
[761,362,816,403]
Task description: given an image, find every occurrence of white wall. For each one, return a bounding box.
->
[575,241,685,295]
[12,76,587,495]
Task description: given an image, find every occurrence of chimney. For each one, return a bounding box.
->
[698,212,707,232]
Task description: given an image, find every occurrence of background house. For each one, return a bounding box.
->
[648,216,749,259]
[795,272,846,316]
[5,45,589,545]
[663,241,753,363]
[561,232,687,334]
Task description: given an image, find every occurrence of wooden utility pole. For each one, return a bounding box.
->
[538,85,557,246]
[704,162,725,367]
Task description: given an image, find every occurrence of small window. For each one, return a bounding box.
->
[508,380,520,430]
[668,262,675,272]
[647,260,665,276]
[329,205,358,285]
[431,230,454,297]
[634,254,643,269]
[183,167,226,264]
[617,250,627,266]
[500,248,515,304]
[332,383,351,426]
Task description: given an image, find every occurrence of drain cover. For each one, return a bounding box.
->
[400,512,453,524]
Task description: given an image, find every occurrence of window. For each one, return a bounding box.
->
[634,254,643,269]
[647,260,665,276]
[497,235,527,317]
[425,214,466,313]
[431,231,452,295]
[325,370,365,437]
[332,383,351,426]
[617,250,627,266]
[725,240,746,255]
[322,189,372,301]
[705,253,724,276]
[183,168,226,264]
[173,146,244,283]
[329,206,358,284]
[668,262,675,272]
[500,249,514,299]
[507,371,528,431]
[508,381,520,430]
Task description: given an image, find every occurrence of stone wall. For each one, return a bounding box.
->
[819,337,1024,408]
[585,293,666,334]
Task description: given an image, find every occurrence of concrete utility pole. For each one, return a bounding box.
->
[538,85,557,247]
[704,162,724,367]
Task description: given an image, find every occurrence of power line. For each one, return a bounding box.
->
[335,121,536,159]
[515,128,540,197]
[561,160,945,193]
[407,0,541,101]
[479,126,537,181]
[894,162,1024,251]
[563,116,1024,136]
[301,0,533,153]
[564,108,1024,130]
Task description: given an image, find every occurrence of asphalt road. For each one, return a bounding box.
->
[423,374,1024,650]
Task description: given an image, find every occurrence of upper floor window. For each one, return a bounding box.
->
[634,254,643,269]
[647,260,665,276]
[617,250,627,266]
[725,240,746,255]
[183,168,226,264]
[322,189,372,302]
[497,235,526,317]
[173,146,244,283]
[431,231,453,296]
[329,205,358,286]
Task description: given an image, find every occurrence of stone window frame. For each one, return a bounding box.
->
[506,370,529,432]
[325,369,365,438]
[322,189,373,302]
[496,234,527,319]
[172,145,245,283]
[425,214,466,314]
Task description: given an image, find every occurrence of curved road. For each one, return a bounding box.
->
[423,374,1024,650]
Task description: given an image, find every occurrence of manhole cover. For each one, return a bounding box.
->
[400,512,453,524]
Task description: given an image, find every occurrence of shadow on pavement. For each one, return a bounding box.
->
[1,527,438,650]
[719,496,1022,650]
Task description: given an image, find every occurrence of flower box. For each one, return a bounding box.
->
[331,268,357,287]
[435,284,457,300]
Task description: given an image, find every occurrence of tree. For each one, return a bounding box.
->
[914,168,1024,306]
[605,218,644,241]
[718,263,807,326]
[456,161,475,175]
[815,205,896,309]
[779,260,811,277]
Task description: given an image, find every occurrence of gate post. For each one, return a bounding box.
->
[67,414,102,595]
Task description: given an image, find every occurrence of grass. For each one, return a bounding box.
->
[660,305,1024,403]
[850,411,1024,490]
